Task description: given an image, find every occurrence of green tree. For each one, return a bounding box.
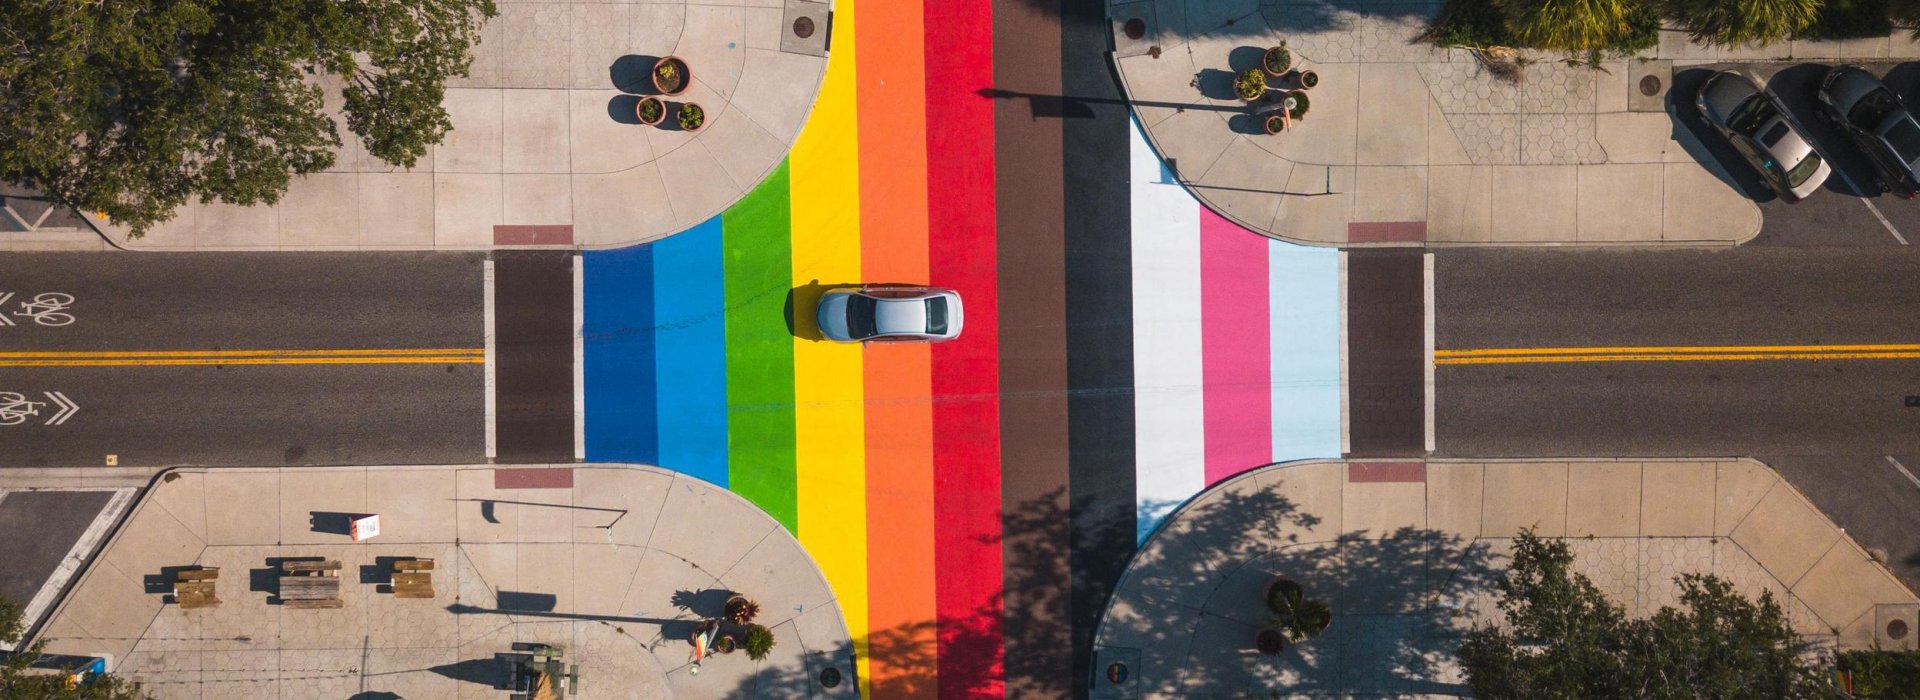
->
[1662,0,1825,45]
[1458,530,1834,699]
[0,595,147,699]
[1490,0,1648,51]
[0,0,498,237]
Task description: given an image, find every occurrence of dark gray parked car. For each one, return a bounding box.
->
[1697,70,1831,203]
[1816,65,1920,199]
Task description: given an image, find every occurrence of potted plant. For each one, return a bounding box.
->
[1266,577,1332,642]
[1233,68,1267,101]
[636,96,666,126]
[1295,69,1318,90]
[653,56,691,95]
[725,595,760,624]
[1255,628,1288,655]
[712,633,737,654]
[1264,114,1286,135]
[741,623,776,661]
[1262,44,1292,77]
[678,102,707,132]
[1283,90,1310,120]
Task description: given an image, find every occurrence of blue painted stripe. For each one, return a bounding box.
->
[583,244,659,464]
[1268,241,1343,462]
[650,217,731,486]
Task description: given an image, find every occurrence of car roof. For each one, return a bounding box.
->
[872,297,930,335]
[1823,65,1883,112]
[1700,71,1762,122]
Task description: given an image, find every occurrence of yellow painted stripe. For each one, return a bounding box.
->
[787,0,870,692]
[1436,343,1920,357]
[1437,351,1920,365]
[0,356,484,368]
[0,348,482,359]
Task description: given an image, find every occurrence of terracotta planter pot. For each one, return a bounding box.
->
[677,102,707,133]
[1263,114,1286,135]
[1296,69,1319,90]
[636,96,666,126]
[1262,46,1292,77]
[653,56,691,96]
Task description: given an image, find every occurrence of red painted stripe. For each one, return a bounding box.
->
[492,225,575,246]
[1348,461,1427,483]
[1347,221,1426,243]
[925,0,1004,696]
[492,468,574,489]
[1199,208,1271,485]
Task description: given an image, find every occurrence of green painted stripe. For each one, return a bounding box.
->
[723,160,800,532]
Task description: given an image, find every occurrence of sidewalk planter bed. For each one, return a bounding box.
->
[637,96,666,126]
[1234,68,1268,101]
[679,102,707,132]
[1284,90,1311,120]
[1262,44,1292,76]
[653,56,691,95]
[1296,69,1319,90]
[1264,114,1287,135]
[725,594,760,624]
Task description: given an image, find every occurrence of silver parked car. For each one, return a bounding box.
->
[1817,65,1920,199]
[815,286,964,343]
[1697,70,1832,203]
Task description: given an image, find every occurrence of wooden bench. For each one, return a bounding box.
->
[278,560,343,608]
[392,558,435,599]
[174,568,220,609]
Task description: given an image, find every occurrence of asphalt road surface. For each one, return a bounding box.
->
[0,253,485,467]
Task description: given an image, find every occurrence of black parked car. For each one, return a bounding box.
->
[1816,65,1920,199]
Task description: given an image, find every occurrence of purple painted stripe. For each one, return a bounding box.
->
[1200,207,1272,485]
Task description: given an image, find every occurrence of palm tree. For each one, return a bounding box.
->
[1492,0,1644,51]
[1662,0,1825,46]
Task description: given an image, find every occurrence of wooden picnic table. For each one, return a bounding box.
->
[278,560,343,609]
[392,558,435,599]
[174,568,220,609]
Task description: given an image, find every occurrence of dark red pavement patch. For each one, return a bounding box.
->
[493,468,574,489]
[1348,221,1427,243]
[493,250,576,464]
[493,225,575,246]
[1345,250,1426,457]
[1348,461,1426,482]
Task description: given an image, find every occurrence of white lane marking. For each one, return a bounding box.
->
[573,255,586,462]
[483,259,498,461]
[1859,197,1910,245]
[1127,117,1207,540]
[1886,455,1920,490]
[0,292,14,325]
[9,487,137,653]
[1338,250,1351,456]
[1423,253,1436,454]
[43,391,77,425]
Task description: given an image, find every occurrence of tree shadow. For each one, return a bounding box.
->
[1094,0,1436,43]
[427,658,503,687]
[669,588,732,618]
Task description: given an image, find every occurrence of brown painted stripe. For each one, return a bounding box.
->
[993,0,1072,694]
[493,467,574,489]
[1348,461,1427,482]
[1346,249,1426,456]
[493,225,575,246]
[1348,221,1427,243]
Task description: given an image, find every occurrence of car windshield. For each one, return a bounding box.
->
[1885,117,1920,163]
[1786,151,1825,187]
[1850,87,1901,127]
[1760,121,1790,148]
[846,295,879,339]
[925,297,948,335]
[1727,94,1778,136]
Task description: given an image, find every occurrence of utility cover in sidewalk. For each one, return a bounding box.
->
[782,0,831,57]
[1630,60,1673,113]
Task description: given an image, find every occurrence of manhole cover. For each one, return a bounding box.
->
[818,667,841,688]
[793,16,815,39]
[1106,662,1131,684]
[1123,18,1146,40]
[1639,75,1663,97]
[1891,618,1911,640]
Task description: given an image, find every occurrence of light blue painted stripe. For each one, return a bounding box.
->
[582,245,659,464]
[1268,240,1343,462]
[650,216,730,487]
[1128,117,1207,544]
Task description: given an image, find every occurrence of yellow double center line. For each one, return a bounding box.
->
[1436,343,1920,365]
[0,348,486,368]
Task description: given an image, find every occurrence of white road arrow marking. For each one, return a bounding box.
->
[42,391,77,426]
[0,293,13,326]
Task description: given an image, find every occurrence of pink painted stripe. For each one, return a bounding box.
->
[1348,461,1426,483]
[493,225,575,246]
[1199,207,1272,484]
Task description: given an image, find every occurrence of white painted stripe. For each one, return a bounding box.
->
[1269,241,1342,462]
[1859,198,1910,245]
[9,487,137,652]
[1423,253,1436,453]
[1886,455,1920,490]
[572,255,586,461]
[1338,251,1350,456]
[1128,118,1206,541]
[483,258,498,461]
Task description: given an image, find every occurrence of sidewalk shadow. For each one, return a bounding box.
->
[611,55,660,94]
[1668,67,1778,202]
[607,95,642,125]
[427,658,503,687]
[1763,63,1877,197]
[785,280,858,341]
[669,588,733,618]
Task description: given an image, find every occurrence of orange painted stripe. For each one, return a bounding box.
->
[857,0,937,696]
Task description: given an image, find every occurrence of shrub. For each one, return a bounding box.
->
[1662,0,1824,45]
[741,624,776,661]
[1234,68,1267,100]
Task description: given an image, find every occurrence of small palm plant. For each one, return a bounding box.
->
[1266,579,1333,642]
[1492,0,1639,51]
[1660,0,1821,46]
[725,595,760,624]
[741,623,776,661]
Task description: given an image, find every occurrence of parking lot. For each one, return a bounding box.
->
[1670,61,1920,247]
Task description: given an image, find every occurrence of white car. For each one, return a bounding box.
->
[815,286,964,343]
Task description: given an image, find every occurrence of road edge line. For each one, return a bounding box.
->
[484,258,497,461]
[13,487,137,650]
[573,254,585,462]
[1423,252,1436,454]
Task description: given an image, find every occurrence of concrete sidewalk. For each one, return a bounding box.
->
[1107,1,1920,247]
[33,464,855,699]
[93,0,830,252]
[1092,458,1920,698]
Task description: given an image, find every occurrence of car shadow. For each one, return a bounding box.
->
[1761,62,1879,197]
[785,280,858,342]
[1669,67,1779,203]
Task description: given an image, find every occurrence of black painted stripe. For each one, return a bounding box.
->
[493,250,576,463]
[1346,249,1426,457]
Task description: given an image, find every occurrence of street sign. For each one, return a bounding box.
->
[351,514,381,541]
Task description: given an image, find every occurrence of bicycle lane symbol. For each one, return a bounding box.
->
[0,291,77,327]
[0,391,79,426]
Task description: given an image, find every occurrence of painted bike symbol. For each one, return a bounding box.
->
[0,392,43,426]
[1,292,76,327]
